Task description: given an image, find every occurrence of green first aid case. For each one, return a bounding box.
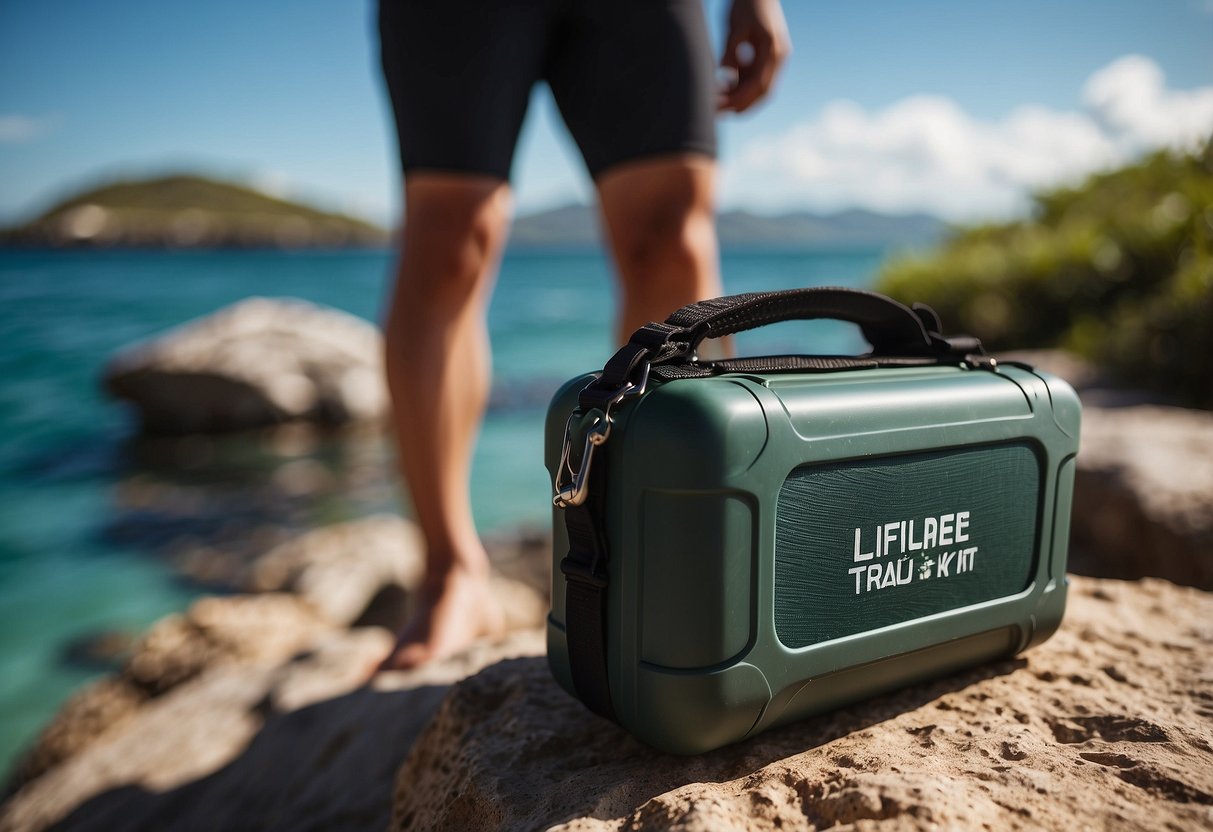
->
[545,287,1080,755]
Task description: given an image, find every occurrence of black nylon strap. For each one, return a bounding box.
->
[582,342,652,410]
[560,465,616,720]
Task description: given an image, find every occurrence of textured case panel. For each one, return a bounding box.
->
[640,492,754,669]
[774,443,1041,648]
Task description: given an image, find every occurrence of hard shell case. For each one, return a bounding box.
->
[545,288,1080,754]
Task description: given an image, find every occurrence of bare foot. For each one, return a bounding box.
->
[376,565,505,671]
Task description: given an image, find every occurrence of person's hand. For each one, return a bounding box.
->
[719,0,791,113]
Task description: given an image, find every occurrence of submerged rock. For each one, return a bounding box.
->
[392,576,1213,831]
[104,298,388,434]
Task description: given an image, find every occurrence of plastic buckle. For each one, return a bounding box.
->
[552,365,649,509]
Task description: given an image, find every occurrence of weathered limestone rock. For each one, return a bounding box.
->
[245,515,426,626]
[7,593,330,791]
[104,297,388,433]
[6,679,145,788]
[124,593,329,695]
[996,351,1212,589]
[188,515,545,634]
[392,576,1213,831]
[1072,405,1213,588]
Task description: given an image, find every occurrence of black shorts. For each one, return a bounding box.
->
[378,0,717,180]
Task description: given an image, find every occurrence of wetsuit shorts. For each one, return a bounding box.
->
[378,0,717,180]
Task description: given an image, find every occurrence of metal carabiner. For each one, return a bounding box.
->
[553,411,609,509]
[552,366,649,509]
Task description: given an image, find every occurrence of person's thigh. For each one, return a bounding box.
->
[379,0,552,180]
[545,0,717,178]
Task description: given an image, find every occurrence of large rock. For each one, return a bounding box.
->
[123,593,330,696]
[175,515,547,634]
[1071,405,1213,588]
[997,351,1213,589]
[392,576,1213,831]
[243,515,427,627]
[104,298,388,433]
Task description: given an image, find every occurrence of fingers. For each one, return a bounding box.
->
[720,38,778,113]
[717,0,791,113]
[720,29,744,72]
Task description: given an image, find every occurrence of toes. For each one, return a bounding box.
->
[378,642,432,672]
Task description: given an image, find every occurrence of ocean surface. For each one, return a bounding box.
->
[0,246,887,774]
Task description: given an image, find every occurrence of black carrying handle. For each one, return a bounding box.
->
[664,286,934,355]
[581,286,983,409]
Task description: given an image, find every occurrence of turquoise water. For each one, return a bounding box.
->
[0,246,885,773]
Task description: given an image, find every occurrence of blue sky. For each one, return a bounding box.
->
[1,0,1210,226]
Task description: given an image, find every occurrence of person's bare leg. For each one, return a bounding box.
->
[596,154,723,345]
[379,174,510,670]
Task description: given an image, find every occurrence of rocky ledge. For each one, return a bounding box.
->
[5,574,1209,832]
[395,576,1212,830]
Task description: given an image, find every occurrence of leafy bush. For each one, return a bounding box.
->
[877,141,1213,408]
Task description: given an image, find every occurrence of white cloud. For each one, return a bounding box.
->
[724,55,1213,220]
[0,114,59,143]
[1083,54,1213,150]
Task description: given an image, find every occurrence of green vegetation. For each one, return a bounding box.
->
[0,174,388,249]
[877,142,1213,408]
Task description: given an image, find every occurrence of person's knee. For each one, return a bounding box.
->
[614,203,715,291]
[599,157,717,293]
[394,181,512,314]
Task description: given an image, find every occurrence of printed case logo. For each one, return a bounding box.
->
[774,443,1041,648]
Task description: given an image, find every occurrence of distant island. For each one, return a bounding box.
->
[0,174,390,249]
[511,203,948,249]
[0,173,948,251]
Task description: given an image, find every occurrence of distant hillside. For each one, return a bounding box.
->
[0,175,388,249]
[510,203,947,249]
[716,208,947,248]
